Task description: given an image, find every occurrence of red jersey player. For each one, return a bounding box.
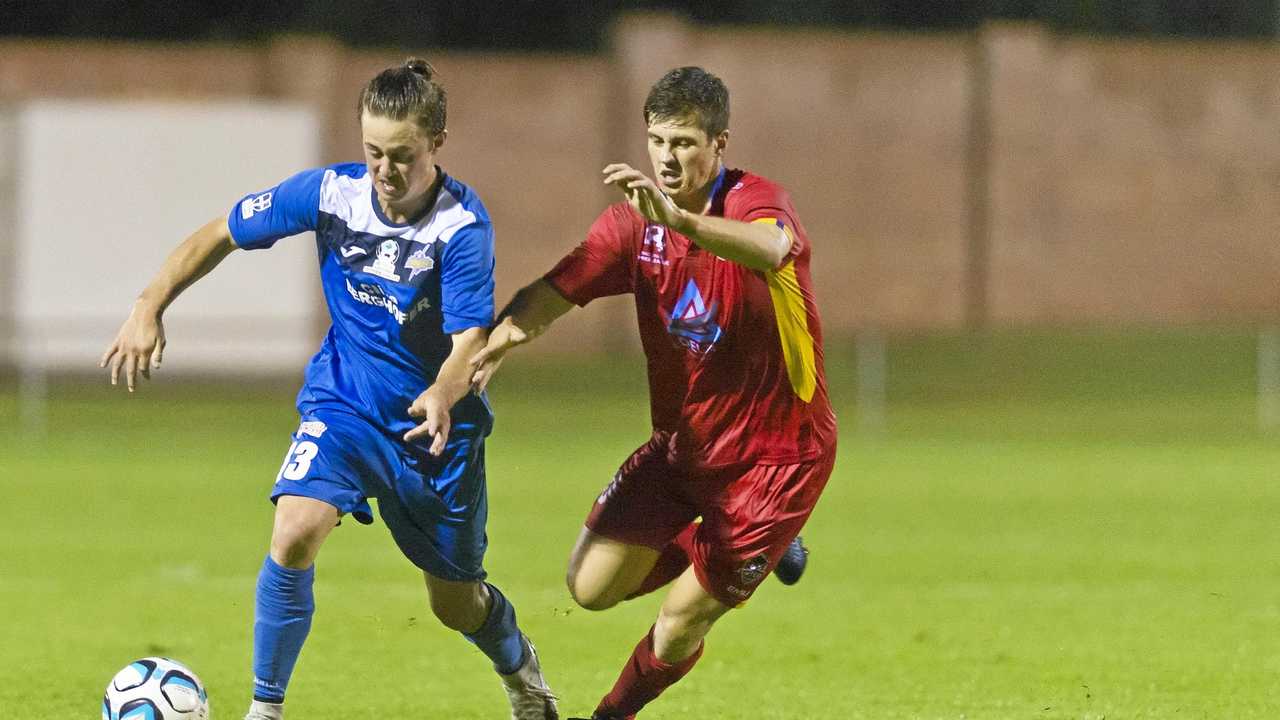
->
[470,66,837,719]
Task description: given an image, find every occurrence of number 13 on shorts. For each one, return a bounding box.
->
[277,440,319,481]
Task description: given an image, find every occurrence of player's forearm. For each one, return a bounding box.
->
[673,212,791,271]
[136,217,238,315]
[429,326,489,407]
[496,278,573,342]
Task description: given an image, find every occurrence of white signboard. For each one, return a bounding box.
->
[10,100,321,373]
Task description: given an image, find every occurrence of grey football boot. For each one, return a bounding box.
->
[500,635,559,719]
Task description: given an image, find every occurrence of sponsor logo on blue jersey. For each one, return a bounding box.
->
[346,278,405,323]
[405,295,433,324]
[666,279,722,355]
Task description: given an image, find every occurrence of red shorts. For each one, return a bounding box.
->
[585,433,835,607]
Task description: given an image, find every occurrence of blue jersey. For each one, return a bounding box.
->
[227,163,494,438]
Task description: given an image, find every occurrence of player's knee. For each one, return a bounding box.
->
[566,570,621,612]
[653,605,718,664]
[655,602,715,642]
[655,609,696,645]
[269,498,338,568]
[269,522,326,568]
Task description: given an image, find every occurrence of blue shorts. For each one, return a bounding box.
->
[271,406,489,581]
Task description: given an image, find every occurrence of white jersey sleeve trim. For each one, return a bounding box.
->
[423,188,477,243]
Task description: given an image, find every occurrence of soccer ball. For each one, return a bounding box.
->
[103,657,210,720]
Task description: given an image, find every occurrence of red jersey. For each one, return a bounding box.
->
[544,168,837,469]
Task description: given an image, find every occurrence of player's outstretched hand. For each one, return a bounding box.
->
[468,317,528,394]
[99,302,166,393]
[602,163,685,229]
[405,388,451,456]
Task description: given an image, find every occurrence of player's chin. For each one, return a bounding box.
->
[666,186,696,205]
[657,183,683,200]
[657,175,682,192]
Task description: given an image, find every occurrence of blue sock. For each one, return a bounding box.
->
[463,583,527,675]
[252,556,315,703]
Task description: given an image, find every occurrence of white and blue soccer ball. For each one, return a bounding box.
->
[103,657,210,720]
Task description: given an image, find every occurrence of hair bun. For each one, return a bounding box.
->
[405,57,435,80]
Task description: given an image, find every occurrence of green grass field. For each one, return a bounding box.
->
[2,329,1278,718]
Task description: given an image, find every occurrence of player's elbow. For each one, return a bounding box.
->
[740,247,786,272]
[760,249,788,271]
[761,230,792,270]
[736,230,790,271]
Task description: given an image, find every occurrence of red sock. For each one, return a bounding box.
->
[626,522,698,600]
[594,625,704,719]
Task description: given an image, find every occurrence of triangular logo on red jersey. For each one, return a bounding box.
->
[666,279,722,355]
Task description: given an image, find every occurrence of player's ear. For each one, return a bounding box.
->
[432,129,448,152]
[714,130,729,156]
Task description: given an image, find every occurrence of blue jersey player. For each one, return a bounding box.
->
[100,59,558,720]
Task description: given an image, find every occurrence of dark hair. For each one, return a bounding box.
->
[357,57,446,135]
[642,66,729,138]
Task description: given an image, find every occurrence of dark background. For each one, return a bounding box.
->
[4,0,1279,50]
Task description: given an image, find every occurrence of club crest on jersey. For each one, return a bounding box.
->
[363,239,402,281]
[665,279,722,355]
[240,191,273,220]
[639,224,669,265]
[405,247,435,281]
[738,554,769,586]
